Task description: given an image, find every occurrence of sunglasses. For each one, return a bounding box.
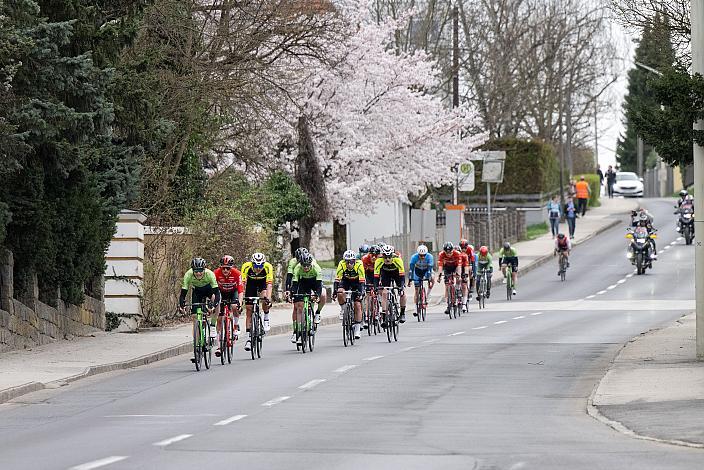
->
[193,268,205,273]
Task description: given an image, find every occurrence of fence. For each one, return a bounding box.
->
[644,163,674,198]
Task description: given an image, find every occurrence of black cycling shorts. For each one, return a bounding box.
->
[339,278,363,302]
[191,285,216,314]
[219,291,239,315]
[293,278,320,302]
[442,265,459,284]
[502,256,519,272]
[244,279,267,304]
[379,270,402,288]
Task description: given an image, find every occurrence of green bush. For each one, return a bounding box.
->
[467,138,560,196]
[575,174,601,207]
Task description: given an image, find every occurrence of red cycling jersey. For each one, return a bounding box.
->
[361,253,377,273]
[462,246,475,263]
[438,250,464,269]
[213,267,244,294]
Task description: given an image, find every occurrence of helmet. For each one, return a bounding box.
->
[358,244,370,254]
[343,250,357,261]
[300,253,313,267]
[503,241,511,250]
[369,245,381,255]
[381,245,395,257]
[251,252,266,266]
[479,246,488,255]
[294,247,309,262]
[459,239,469,249]
[191,257,207,272]
[467,244,474,252]
[220,255,235,267]
[443,242,454,252]
[679,189,688,198]
[417,245,428,255]
[557,233,565,240]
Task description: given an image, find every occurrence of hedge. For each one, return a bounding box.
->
[575,174,601,208]
[465,138,560,197]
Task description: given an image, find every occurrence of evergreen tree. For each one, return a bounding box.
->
[616,13,676,172]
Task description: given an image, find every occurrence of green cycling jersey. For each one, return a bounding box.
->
[293,263,323,281]
[499,247,518,258]
[181,268,218,289]
[287,257,321,274]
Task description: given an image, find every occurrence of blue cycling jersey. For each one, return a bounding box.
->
[409,253,434,274]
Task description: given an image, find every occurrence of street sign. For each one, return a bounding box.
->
[469,150,507,161]
[482,159,505,183]
[458,161,474,191]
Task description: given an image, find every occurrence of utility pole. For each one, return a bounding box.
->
[692,0,704,359]
[637,136,644,177]
[594,99,599,169]
[565,88,573,177]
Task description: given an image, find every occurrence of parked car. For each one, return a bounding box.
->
[613,171,644,197]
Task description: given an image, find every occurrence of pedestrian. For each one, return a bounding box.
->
[568,178,577,199]
[547,196,561,238]
[606,165,616,198]
[596,164,604,196]
[575,176,591,216]
[565,197,577,238]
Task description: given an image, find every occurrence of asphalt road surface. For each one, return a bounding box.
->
[0,199,699,470]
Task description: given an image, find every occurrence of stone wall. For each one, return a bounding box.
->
[0,248,104,353]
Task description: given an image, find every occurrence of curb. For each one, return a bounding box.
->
[0,316,344,405]
[585,314,704,450]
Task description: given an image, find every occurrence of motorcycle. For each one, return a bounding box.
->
[626,227,657,275]
[675,204,695,245]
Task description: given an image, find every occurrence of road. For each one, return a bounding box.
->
[0,199,699,470]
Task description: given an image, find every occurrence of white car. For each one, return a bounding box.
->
[613,171,644,197]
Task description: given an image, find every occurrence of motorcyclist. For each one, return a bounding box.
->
[676,189,689,208]
[634,211,657,259]
[675,194,695,233]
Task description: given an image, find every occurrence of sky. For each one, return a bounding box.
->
[597,18,636,170]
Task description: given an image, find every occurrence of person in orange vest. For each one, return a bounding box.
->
[575,176,591,217]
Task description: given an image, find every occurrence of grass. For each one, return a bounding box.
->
[316,259,336,269]
[524,222,549,241]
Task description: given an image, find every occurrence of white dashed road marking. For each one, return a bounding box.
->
[607,285,616,290]
[597,290,607,295]
[617,279,626,284]
[363,355,384,362]
[261,396,290,407]
[665,245,671,250]
[530,312,544,316]
[334,365,357,373]
[299,379,326,390]
[472,326,488,330]
[449,331,465,336]
[400,346,417,352]
[626,273,634,278]
[512,315,525,319]
[70,457,128,470]
[153,434,193,447]
[423,339,439,344]
[585,295,596,299]
[214,415,247,426]
[494,320,507,325]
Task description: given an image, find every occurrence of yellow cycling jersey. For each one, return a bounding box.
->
[335,259,366,283]
[241,261,274,284]
[373,256,405,277]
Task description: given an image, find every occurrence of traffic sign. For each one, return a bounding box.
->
[458,161,475,191]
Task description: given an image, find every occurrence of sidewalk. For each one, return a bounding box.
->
[0,197,637,404]
[589,313,704,448]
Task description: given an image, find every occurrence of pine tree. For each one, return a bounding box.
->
[616,13,676,172]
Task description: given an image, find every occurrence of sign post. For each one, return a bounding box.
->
[475,152,506,251]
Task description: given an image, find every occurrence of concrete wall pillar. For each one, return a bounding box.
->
[104,210,147,331]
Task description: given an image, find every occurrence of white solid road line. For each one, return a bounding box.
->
[261,396,290,407]
[493,320,507,325]
[512,315,525,319]
[298,379,326,390]
[530,312,544,316]
[472,326,488,330]
[334,365,358,373]
[153,434,193,447]
[585,295,596,299]
[449,331,465,336]
[214,414,247,426]
[597,290,607,295]
[70,457,128,470]
[363,355,384,361]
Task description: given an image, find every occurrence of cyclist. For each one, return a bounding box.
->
[290,253,323,345]
[498,241,518,296]
[213,255,244,357]
[285,247,326,324]
[240,252,274,352]
[458,239,476,292]
[554,233,571,276]
[407,244,434,316]
[457,239,474,313]
[357,243,370,260]
[179,257,221,363]
[374,244,407,324]
[335,250,366,339]
[437,242,463,315]
[475,246,493,300]
[361,245,381,328]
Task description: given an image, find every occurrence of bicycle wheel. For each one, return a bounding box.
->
[386,310,392,343]
[506,270,512,301]
[193,321,202,372]
[226,317,234,364]
[256,315,263,358]
[392,306,399,342]
[250,312,257,360]
[203,321,212,370]
[348,307,355,346]
[309,307,316,352]
[342,305,349,347]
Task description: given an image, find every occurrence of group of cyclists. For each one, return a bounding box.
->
[177,235,532,362]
